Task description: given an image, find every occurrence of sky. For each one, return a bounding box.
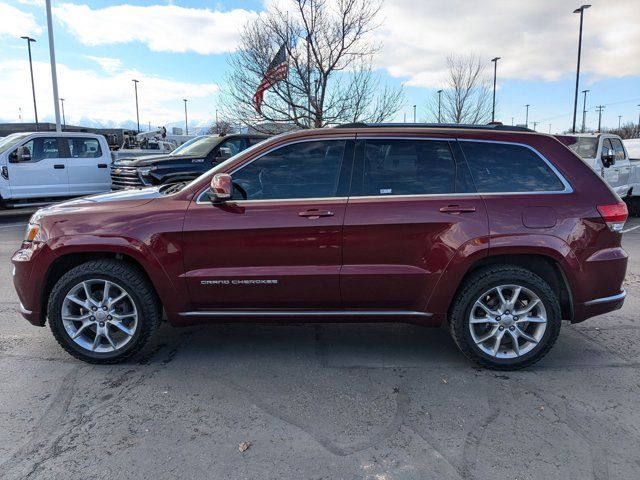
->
[0,0,639,134]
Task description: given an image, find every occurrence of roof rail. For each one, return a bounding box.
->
[334,122,534,133]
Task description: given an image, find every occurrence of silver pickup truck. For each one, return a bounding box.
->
[558,133,640,200]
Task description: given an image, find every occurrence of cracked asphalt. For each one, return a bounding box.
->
[1,210,639,480]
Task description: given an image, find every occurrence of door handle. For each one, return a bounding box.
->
[439,205,476,214]
[53,164,65,169]
[299,209,334,219]
[97,163,108,168]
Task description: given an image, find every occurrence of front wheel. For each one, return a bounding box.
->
[449,265,561,370]
[48,259,161,364]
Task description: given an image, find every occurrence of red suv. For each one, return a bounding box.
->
[12,124,628,369]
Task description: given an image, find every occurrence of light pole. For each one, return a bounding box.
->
[413,105,416,123]
[571,4,591,133]
[21,36,38,131]
[525,104,530,128]
[491,57,500,122]
[581,89,589,132]
[637,104,640,138]
[132,79,140,133]
[532,122,539,131]
[548,124,552,134]
[45,0,62,132]
[215,109,219,134]
[618,115,622,130]
[183,99,189,135]
[60,98,66,129]
[437,90,443,123]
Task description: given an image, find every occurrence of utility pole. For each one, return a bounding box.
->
[532,122,539,131]
[525,104,530,128]
[437,89,443,123]
[571,5,591,133]
[581,89,589,132]
[132,79,140,133]
[548,124,552,134]
[183,99,189,135]
[595,105,605,132]
[45,0,62,132]
[60,98,66,130]
[215,109,219,134]
[403,112,406,123]
[20,36,38,131]
[618,115,622,130]
[491,57,500,122]
[511,117,514,126]
[413,105,417,123]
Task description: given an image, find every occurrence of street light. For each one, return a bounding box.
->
[412,105,416,123]
[525,104,530,128]
[618,115,622,130]
[20,36,38,131]
[183,99,189,135]
[532,122,539,131]
[60,98,66,130]
[581,89,589,132]
[437,89,443,123]
[571,4,591,133]
[132,79,140,133]
[491,57,500,122]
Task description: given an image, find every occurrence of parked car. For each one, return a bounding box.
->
[557,133,640,199]
[0,132,111,208]
[13,123,628,369]
[110,133,268,190]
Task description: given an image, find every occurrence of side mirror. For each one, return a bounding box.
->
[602,148,615,168]
[10,146,31,163]
[210,173,232,202]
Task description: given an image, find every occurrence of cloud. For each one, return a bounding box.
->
[85,56,123,74]
[53,3,259,55]
[375,0,640,88]
[0,3,42,38]
[0,58,220,126]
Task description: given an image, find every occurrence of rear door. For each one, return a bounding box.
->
[65,137,111,195]
[8,136,69,198]
[182,138,354,310]
[341,137,488,312]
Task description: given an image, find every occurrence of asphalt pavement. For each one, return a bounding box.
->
[1,208,639,480]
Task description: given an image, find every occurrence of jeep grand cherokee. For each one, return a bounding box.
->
[13,123,628,369]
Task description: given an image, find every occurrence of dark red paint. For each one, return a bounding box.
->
[13,127,627,328]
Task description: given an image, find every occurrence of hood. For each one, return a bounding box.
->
[114,154,206,167]
[36,187,162,216]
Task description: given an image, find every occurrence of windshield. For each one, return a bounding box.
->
[0,133,30,155]
[567,137,598,159]
[170,136,220,157]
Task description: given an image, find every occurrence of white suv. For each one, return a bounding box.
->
[0,132,112,208]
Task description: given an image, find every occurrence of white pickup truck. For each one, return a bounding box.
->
[0,132,112,208]
[558,133,640,199]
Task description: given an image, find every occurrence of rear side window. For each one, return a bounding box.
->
[232,140,346,200]
[461,141,565,193]
[358,139,456,196]
[66,137,102,158]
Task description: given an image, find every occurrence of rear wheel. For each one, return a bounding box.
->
[48,259,161,364]
[449,265,561,370]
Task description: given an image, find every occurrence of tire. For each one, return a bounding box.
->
[449,265,561,370]
[48,259,161,364]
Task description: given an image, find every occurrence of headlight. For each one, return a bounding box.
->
[24,222,46,242]
[138,166,157,177]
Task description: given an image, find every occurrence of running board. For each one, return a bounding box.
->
[179,310,432,318]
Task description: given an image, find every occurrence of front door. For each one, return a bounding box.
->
[65,137,111,195]
[182,138,354,310]
[341,137,488,312]
[8,137,69,198]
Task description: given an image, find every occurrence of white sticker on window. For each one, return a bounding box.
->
[380,188,392,194]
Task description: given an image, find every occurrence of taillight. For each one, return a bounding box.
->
[597,202,628,232]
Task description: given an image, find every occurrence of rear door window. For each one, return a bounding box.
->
[461,141,565,193]
[66,138,102,158]
[355,139,456,196]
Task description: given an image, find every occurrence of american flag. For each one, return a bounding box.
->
[253,43,289,114]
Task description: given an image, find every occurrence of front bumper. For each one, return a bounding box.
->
[12,242,50,326]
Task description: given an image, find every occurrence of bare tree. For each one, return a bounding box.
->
[426,55,492,125]
[221,0,403,131]
[604,122,640,140]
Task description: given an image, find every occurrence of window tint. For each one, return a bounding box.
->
[20,137,61,161]
[66,137,102,158]
[232,140,345,200]
[610,138,626,161]
[461,141,565,193]
[358,139,455,196]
